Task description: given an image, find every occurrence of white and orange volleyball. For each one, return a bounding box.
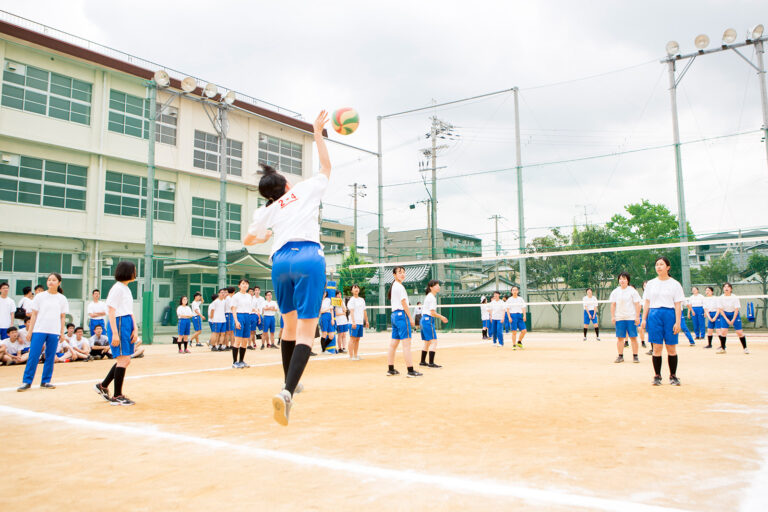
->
[331,108,359,135]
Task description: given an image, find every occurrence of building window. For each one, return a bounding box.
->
[104,170,175,221]
[0,152,87,210]
[191,197,241,240]
[1,60,92,125]
[193,130,242,176]
[0,249,84,299]
[108,89,149,138]
[258,134,302,175]
[156,104,177,145]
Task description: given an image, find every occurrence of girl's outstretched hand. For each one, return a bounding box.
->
[314,110,329,136]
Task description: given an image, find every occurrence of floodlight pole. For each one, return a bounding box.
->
[489,214,502,290]
[142,81,157,344]
[217,104,229,289]
[756,40,768,167]
[513,87,527,300]
[377,116,385,315]
[430,116,438,283]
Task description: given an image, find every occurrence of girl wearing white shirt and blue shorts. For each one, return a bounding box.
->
[641,257,685,386]
[582,288,599,341]
[176,296,193,354]
[609,272,641,363]
[347,284,368,360]
[716,283,749,354]
[387,266,421,377]
[419,280,448,369]
[506,286,527,350]
[231,279,253,367]
[702,286,720,349]
[244,111,330,426]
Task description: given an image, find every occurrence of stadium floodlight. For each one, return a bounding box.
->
[666,41,680,56]
[722,28,737,45]
[203,82,218,98]
[223,91,236,105]
[181,77,197,93]
[749,24,764,40]
[694,34,710,50]
[153,70,170,88]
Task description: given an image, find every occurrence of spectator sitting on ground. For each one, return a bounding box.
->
[55,337,73,363]
[1,327,29,365]
[89,324,112,359]
[62,323,76,345]
[69,326,91,361]
[131,338,145,359]
[17,318,30,344]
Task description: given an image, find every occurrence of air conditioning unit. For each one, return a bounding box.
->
[0,153,20,166]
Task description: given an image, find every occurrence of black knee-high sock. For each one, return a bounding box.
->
[429,351,435,364]
[320,337,327,351]
[182,341,188,351]
[719,336,726,349]
[281,340,296,379]
[420,350,427,364]
[102,363,117,387]
[668,355,678,376]
[594,327,600,337]
[652,355,662,376]
[707,335,713,347]
[739,336,747,348]
[113,367,126,396]
[239,347,246,363]
[285,344,311,395]
[583,328,587,337]
[232,346,238,363]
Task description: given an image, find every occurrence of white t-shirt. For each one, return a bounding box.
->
[414,305,423,315]
[63,332,76,345]
[390,281,409,311]
[0,296,16,328]
[90,334,109,347]
[248,174,329,259]
[718,295,740,313]
[263,300,278,316]
[480,303,490,321]
[231,292,252,314]
[17,326,28,343]
[609,286,642,321]
[582,296,598,311]
[334,305,348,325]
[643,277,685,309]
[191,300,203,316]
[57,340,71,353]
[422,293,438,316]
[490,299,506,321]
[106,282,133,317]
[688,294,704,308]
[253,296,266,315]
[347,297,366,325]
[71,336,89,351]
[506,296,525,314]
[177,305,193,318]
[224,296,233,314]
[30,291,69,335]
[702,295,719,313]
[210,298,226,323]
[18,296,33,316]
[320,297,332,315]
[1,338,22,355]
[87,300,107,318]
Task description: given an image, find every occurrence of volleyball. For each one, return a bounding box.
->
[331,108,359,135]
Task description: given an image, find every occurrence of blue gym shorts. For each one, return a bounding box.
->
[647,308,678,345]
[350,325,364,338]
[107,315,135,357]
[235,312,251,338]
[717,311,742,330]
[509,313,526,331]
[271,241,325,319]
[583,311,598,324]
[177,318,191,336]
[210,321,226,333]
[420,315,436,341]
[262,315,276,333]
[615,320,638,338]
[391,310,412,340]
[320,312,334,333]
[192,316,202,332]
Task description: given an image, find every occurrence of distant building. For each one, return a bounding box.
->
[690,230,768,271]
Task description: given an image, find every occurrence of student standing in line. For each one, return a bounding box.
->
[609,272,642,363]
[641,256,685,386]
[318,291,335,352]
[688,287,706,340]
[716,283,749,355]
[582,288,600,341]
[347,284,368,361]
[224,286,236,351]
[176,296,193,354]
[334,290,348,354]
[87,289,107,335]
[251,286,266,349]
[419,280,448,369]
[261,291,279,350]
[0,282,16,340]
[94,261,140,405]
[679,297,696,346]
[502,294,511,334]
[480,296,490,340]
[231,279,253,368]
[17,286,34,321]
[489,291,506,346]
[208,288,228,351]
[17,273,68,391]
[702,286,720,349]
[506,286,527,350]
[247,288,258,350]
[414,301,423,329]
[387,266,421,377]
[190,292,205,347]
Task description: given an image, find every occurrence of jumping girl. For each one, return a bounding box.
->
[419,279,448,369]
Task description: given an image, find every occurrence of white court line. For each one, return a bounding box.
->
[0,403,692,512]
[0,340,486,393]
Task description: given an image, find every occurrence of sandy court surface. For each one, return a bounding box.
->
[1,331,767,512]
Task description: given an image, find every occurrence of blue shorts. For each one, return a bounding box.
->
[336,323,349,333]
[391,310,412,340]
[420,315,437,341]
[706,314,718,330]
[615,320,638,338]
[320,312,334,333]
[225,313,234,332]
[249,313,259,331]
[177,318,191,336]
[717,312,742,330]
[0,328,7,340]
[107,315,135,357]
[482,319,490,330]
[584,311,598,324]
[88,318,106,335]
[350,325,364,338]
[192,316,202,332]
[271,241,326,319]
[647,308,678,345]
[234,312,250,338]
[509,313,526,331]
[210,321,226,333]
[262,315,275,333]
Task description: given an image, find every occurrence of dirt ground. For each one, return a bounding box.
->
[1,331,766,512]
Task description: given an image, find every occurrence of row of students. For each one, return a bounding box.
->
[484,288,527,348]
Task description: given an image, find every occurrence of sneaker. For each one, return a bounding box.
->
[427,363,442,368]
[596,337,601,341]
[689,342,696,346]
[133,353,144,359]
[614,355,624,363]
[240,362,250,368]
[641,341,647,348]
[583,337,587,342]
[309,351,317,357]
[196,343,203,347]
[17,383,31,392]
[704,345,712,349]
[247,346,255,350]
[232,362,241,369]
[40,382,56,389]
[419,361,429,367]
[716,348,726,354]
[669,376,681,386]
[94,383,111,402]
[260,345,265,350]
[283,382,304,394]
[272,390,292,426]
[646,349,653,356]
[633,355,639,363]
[653,376,662,386]
[184,349,191,354]
[178,350,183,354]
[624,341,629,347]
[744,348,750,354]
[210,346,218,352]
[110,395,135,406]
[406,370,423,378]
[386,368,400,376]
[517,342,523,349]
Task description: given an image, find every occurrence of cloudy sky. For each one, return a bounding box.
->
[4,1,767,255]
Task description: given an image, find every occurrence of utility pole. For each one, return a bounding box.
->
[142,80,157,345]
[217,105,229,289]
[513,88,527,300]
[489,214,503,290]
[348,183,367,255]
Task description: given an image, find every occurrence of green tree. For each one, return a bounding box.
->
[693,253,737,287]
[338,251,376,298]
[745,252,768,328]
[527,228,575,329]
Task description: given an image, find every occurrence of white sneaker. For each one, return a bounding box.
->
[744,348,750,354]
[716,348,726,354]
[272,390,292,426]
[282,382,304,394]
[596,337,601,341]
